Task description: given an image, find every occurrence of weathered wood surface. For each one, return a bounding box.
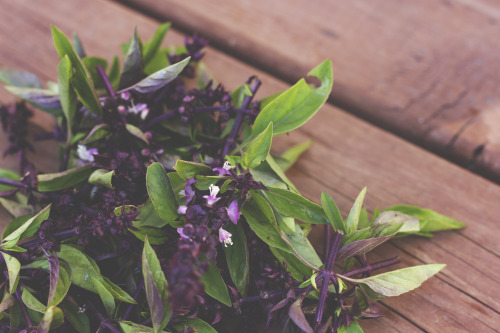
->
[118,0,500,182]
[0,0,499,331]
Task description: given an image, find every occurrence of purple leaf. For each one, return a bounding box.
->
[336,235,393,261]
[288,295,313,333]
[46,252,60,306]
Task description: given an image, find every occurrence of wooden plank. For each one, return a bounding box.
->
[0,0,499,331]
[118,0,500,182]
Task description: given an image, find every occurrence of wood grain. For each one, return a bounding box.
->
[0,0,499,331]
[118,0,500,182]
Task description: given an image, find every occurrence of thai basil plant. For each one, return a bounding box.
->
[0,24,465,332]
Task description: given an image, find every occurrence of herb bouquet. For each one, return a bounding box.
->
[0,24,465,332]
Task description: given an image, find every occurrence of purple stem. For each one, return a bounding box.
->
[315,231,343,329]
[96,65,116,98]
[342,257,400,277]
[122,281,144,321]
[141,111,176,131]
[323,224,331,262]
[221,78,261,158]
[0,177,27,188]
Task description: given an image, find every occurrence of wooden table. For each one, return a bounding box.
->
[0,0,499,331]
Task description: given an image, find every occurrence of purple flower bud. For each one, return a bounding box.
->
[121,92,131,100]
[177,227,190,239]
[227,201,240,225]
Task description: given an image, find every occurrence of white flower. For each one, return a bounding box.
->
[177,205,187,214]
[213,161,235,176]
[203,184,220,207]
[219,228,233,247]
[77,145,97,162]
[128,102,149,119]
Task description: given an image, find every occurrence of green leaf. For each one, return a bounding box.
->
[126,124,149,144]
[241,192,291,252]
[108,56,120,89]
[51,25,101,115]
[120,321,170,333]
[231,83,252,108]
[143,23,171,66]
[282,222,322,270]
[373,211,420,234]
[143,236,172,332]
[270,247,311,281]
[88,169,115,189]
[224,222,249,296]
[1,204,51,250]
[0,197,32,218]
[345,187,367,233]
[2,215,30,240]
[278,140,313,172]
[338,321,364,333]
[265,154,299,193]
[0,293,15,312]
[173,318,217,333]
[341,222,403,246]
[146,162,179,223]
[385,205,465,232]
[241,122,273,170]
[0,68,42,88]
[128,57,191,94]
[4,86,62,116]
[37,164,94,192]
[80,123,110,144]
[200,259,232,307]
[173,160,212,179]
[38,306,64,333]
[72,33,86,58]
[119,28,143,89]
[129,226,169,245]
[118,199,168,228]
[82,56,108,90]
[321,192,346,233]
[61,300,90,333]
[92,276,115,316]
[252,59,333,137]
[2,252,20,293]
[58,55,77,139]
[341,264,446,298]
[0,169,20,191]
[21,287,46,313]
[56,245,135,304]
[48,259,71,307]
[264,187,329,224]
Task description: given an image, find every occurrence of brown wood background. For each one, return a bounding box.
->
[0,0,499,331]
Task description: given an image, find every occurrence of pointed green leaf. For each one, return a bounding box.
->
[288,295,313,333]
[224,222,249,296]
[0,293,15,312]
[265,154,299,193]
[241,122,273,170]
[252,59,333,137]
[51,25,101,115]
[278,139,313,172]
[1,204,51,249]
[2,252,20,293]
[143,236,171,332]
[385,205,465,232]
[200,259,232,307]
[265,187,328,224]
[58,55,77,139]
[373,211,420,234]
[120,321,170,333]
[321,192,346,233]
[341,264,446,298]
[61,300,90,333]
[92,276,115,316]
[173,160,212,180]
[173,318,217,333]
[119,28,143,89]
[146,162,179,223]
[37,164,94,192]
[143,23,171,66]
[0,68,42,88]
[127,57,191,94]
[126,124,149,144]
[345,187,367,233]
[21,287,46,313]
